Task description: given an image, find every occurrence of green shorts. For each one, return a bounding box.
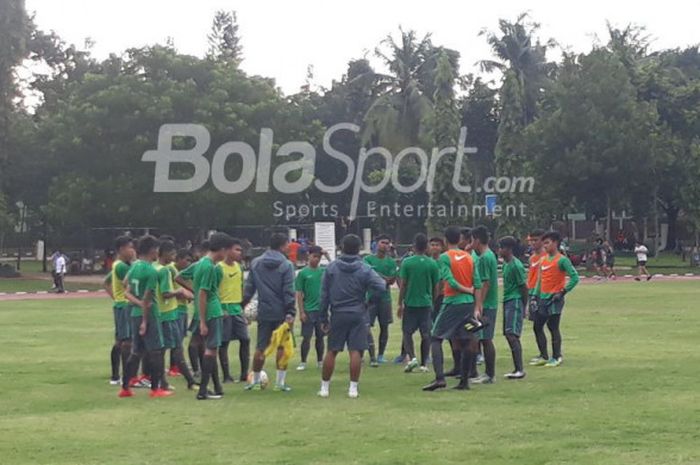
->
[131,315,164,354]
[113,305,131,341]
[477,307,497,341]
[161,320,182,350]
[540,297,565,316]
[402,306,432,337]
[193,317,223,350]
[503,299,524,336]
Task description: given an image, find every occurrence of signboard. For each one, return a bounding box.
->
[485,194,497,215]
[314,222,336,263]
[567,213,586,221]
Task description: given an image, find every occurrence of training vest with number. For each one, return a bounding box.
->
[443,249,475,297]
[539,253,566,294]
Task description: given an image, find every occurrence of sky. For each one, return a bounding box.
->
[25,0,700,95]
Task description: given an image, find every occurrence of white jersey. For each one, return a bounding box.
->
[634,245,648,262]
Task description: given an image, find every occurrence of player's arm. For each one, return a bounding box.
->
[175,264,195,292]
[296,290,306,322]
[124,282,144,309]
[103,272,114,299]
[241,263,257,308]
[439,255,473,295]
[319,270,331,332]
[282,262,296,323]
[472,261,483,319]
[140,288,153,336]
[560,257,579,295]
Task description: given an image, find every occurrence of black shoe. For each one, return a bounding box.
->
[187,381,200,390]
[422,379,447,391]
[646,275,653,281]
[223,376,235,384]
[197,391,223,400]
[452,382,470,390]
[443,369,460,378]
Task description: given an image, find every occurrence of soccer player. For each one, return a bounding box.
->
[398,234,440,373]
[242,233,296,392]
[533,231,580,367]
[364,234,397,366]
[526,229,547,366]
[295,246,326,371]
[471,225,498,384]
[317,234,385,398]
[168,248,193,376]
[423,226,482,391]
[218,239,250,383]
[634,240,652,281]
[155,241,197,389]
[498,236,528,379]
[120,235,171,398]
[103,236,135,385]
[193,233,232,400]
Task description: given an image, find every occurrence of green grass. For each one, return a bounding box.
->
[1,281,699,464]
[0,278,102,293]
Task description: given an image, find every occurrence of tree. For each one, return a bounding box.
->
[207,10,243,65]
[0,0,29,162]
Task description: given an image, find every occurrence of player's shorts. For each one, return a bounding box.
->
[131,314,164,354]
[161,319,182,349]
[192,316,223,350]
[188,316,198,333]
[113,305,131,341]
[402,306,432,337]
[539,297,565,316]
[328,312,369,352]
[368,300,393,326]
[637,260,647,266]
[477,307,497,340]
[301,311,325,339]
[503,299,524,336]
[431,303,475,341]
[223,314,250,342]
[179,312,188,339]
[527,295,539,321]
[256,319,285,351]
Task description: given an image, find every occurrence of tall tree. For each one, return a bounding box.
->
[0,0,29,162]
[207,10,243,65]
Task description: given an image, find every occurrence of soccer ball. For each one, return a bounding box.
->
[246,370,269,389]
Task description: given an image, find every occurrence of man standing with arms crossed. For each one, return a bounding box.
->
[423,226,482,391]
[317,234,386,398]
[242,233,296,392]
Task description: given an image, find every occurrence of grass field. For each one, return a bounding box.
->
[1,281,699,465]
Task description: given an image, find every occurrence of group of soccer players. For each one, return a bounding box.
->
[104,224,578,399]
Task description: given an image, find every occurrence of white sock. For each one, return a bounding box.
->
[349,381,358,392]
[276,370,286,386]
[253,371,261,383]
[321,380,330,392]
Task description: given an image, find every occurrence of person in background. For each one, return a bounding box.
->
[54,251,67,293]
[603,240,616,279]
[634,240,652,281]
[287,238,301,266]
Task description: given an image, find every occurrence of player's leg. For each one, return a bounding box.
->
[531,308,549,366]
[545,301,564,367]
[313,314,325,367]
[119,316,142,397]
[475,308,497,383]
[418,308,431,371]
[377,301,391,362]
[247,321,272,389]
[110,342,120,384]
[187,317,201,376]
[504,300,525,378]
[401,309,417,371]
[231,316,251,382]
[424,306,454,390]
[169,321,197,389]
[219,316,233,382]
[367,303,378,366]
[274,342,291,391]
[445,338,461,377]
[346,313,368,398]
[298,317,313,370]
[197,317,223,399]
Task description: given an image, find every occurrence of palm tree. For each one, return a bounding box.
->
[478,12,555,126]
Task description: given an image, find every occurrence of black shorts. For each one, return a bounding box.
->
[402,306,432,337]
[637,260,647,266]
[161,319,182,349]
[113,305,131,341]
[538,297,565,317]
[431,303,475,341]
[178,312,188,339]
[368,300,393,326]
[131,314,164,354]
[256,319,285,351]
[328,312,369,352]
[223,314,250,342]
[301,311,325,339]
